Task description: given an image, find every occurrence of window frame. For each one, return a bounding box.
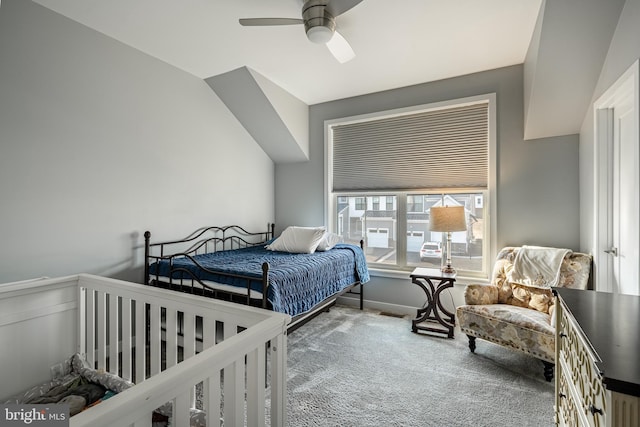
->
[324,94,497,279]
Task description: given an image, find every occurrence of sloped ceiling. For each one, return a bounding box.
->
[27,0,626,147]
[523,0,625,140]
[206,67,309,163]
[30,0,543,105]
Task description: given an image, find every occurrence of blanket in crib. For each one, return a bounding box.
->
[3,354,206,426]
[2,354,130,415]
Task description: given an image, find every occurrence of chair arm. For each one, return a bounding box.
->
[464,283,499,305]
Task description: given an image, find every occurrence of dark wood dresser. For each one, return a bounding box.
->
[554,288,640,426]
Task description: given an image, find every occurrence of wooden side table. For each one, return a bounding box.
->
[410,267,456,338]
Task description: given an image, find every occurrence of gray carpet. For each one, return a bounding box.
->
[284,305,554,427]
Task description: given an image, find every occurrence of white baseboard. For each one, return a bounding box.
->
[336,296,417,317]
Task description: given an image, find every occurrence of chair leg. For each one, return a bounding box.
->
[467,335,476,353]
[542,361,554,382]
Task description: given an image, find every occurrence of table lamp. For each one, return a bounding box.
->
[429,205,467,273]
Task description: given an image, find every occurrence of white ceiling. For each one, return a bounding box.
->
[31,0,543,105]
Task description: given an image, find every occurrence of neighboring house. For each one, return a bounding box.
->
[337,194,477,254]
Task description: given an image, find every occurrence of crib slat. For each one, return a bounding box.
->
[223,323,239,427]
[246,345,266,427]
[223,361,238,427]
[108,294,119,375]
[205,372,221,427]
[120,297,132,381]
[96,290,107,370]
[149,303,161,377]
[202,317,216,350]
[173,392,190,426]
[233,356,244,424]
[77,286,87,359]
[270,333,287,427]
[222,321,237,340]
[183,312,197,408]
[165,309,178,369]
[86,288,96,366]
[135,300,146,383]
[183,313,196,360]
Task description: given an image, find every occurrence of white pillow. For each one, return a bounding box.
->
[265,226,326,254]
[316,232,343,251]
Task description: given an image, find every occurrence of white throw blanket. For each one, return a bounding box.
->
[507,245,571,289]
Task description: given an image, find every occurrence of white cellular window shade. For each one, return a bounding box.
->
[331,102,489,192]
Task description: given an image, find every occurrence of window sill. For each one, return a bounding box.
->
[368,267,489,286]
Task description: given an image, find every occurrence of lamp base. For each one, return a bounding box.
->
[441,264,456,274]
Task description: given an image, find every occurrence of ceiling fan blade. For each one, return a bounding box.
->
[325,0,364,17]
[239,18,304,26]
[326,31,355,63]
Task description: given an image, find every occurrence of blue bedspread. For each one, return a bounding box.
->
[148,244,369,317]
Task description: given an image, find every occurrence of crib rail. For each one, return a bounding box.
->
[0,274,289,427]
[70,274,289,427]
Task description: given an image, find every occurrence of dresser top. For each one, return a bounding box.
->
[556,288,640,397]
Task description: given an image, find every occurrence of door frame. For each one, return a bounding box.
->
[593,60,639,292]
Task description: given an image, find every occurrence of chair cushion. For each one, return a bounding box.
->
[510,283,553,313]
[464,283,499,305]
[457,304,555,362]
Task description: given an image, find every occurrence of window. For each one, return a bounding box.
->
[386,198,394,211]
[372,196,380,210]
[407,195,424,213]
[326,95,496,278]
[409,193,485,271]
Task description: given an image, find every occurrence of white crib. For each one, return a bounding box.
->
[0,274,290,427]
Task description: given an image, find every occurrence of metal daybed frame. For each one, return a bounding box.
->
[144,224,365,332]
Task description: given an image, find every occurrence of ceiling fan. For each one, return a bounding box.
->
[239,0,363,63]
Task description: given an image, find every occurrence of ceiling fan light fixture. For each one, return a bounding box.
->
[302,1,336,44]
[240,0,361,61]
[306,25,334,44]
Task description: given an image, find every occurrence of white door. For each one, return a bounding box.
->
[407,231,424,252]
[595,61,640,295]
[613,93,637,295]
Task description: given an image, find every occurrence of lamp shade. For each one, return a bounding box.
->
[429,206,467,232]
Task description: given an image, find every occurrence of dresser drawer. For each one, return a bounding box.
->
[557,369,580,427]
[557,300,607,427]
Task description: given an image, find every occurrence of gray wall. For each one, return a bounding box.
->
[0,0,274,283]
[580,0,640,257]
[276,64,580,312]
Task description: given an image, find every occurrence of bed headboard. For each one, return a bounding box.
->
[143,224,274,284]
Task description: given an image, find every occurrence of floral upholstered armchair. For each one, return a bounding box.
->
[456,247,591,381]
